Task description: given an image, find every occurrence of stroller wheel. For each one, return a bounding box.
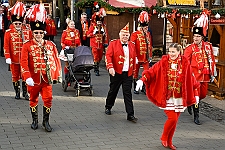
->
[75,89,80,97]
[62,80,68,92]
[89,88,93,96]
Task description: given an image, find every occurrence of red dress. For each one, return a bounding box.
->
[140,55,199,108]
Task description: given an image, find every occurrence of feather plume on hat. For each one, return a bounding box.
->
[10,1,26,17]
[193,10,210,36]
[25,4,47,31]
[138,11,149,27]
[9,1,26,22]
[25,4,47,23]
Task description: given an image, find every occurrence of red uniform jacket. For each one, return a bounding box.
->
[184,41,216,82]
[87,24,109,49]
[140,55,200,108]
[105,39,136,77]
[45,18,57,36]
[61,28,81,49]
[4,28,32,64]
[130,30,152,62]
[21,40,62,85]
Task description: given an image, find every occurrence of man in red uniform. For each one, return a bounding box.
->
[87,8,109,76]
[184,27,216,125]
[75,12,90,47]
[44,14,57,42]
[21,4,62,132]
[4,1,32,100]
[130,11,152,94]
[105,23,138,123]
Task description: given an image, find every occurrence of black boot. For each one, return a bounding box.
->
[30,105,38,130]
[133,79,139,94]
[42,106,52,132]
[95,62,100,76]
[141,84,146,95]
[13,81,20,99]
[193,104,201,125]
[22,81,29,100]
[187,106,192,115]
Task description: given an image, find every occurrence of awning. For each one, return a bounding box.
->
[107,0,157,8]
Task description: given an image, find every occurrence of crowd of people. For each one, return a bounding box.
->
[0,1,217,150]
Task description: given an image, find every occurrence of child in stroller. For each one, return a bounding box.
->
[62,46,94,96]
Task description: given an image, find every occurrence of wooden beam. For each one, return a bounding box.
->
[215,25,223,36]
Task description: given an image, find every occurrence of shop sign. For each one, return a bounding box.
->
[210,16,225,25]
[167,0,195,5]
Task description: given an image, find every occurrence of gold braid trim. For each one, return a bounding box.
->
[44,106,51,113]
[30,105,38,112]
[143,75,147,81]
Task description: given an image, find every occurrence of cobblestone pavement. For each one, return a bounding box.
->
[0,31,225,150]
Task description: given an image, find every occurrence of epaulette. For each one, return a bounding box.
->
[110,39,117,42]
[130,41,135,45]
[185,44,191,49]
[50,41,56,46]
[23,40,30,44]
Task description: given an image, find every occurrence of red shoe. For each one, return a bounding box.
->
[161,140,168,148]
[168,144,177,150]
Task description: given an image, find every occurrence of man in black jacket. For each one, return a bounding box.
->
[75,12,90,47]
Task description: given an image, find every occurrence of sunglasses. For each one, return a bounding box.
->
[33,31,44,35]
[14,23,22,25]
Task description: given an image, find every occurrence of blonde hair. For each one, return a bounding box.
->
[169,43,183,54]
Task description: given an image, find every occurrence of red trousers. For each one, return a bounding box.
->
[10,64,22,82]
[92,47,103,62]
[161,110,180,145]
[199,82,208,100]
[133,62,149,79]
[28,80,53,108]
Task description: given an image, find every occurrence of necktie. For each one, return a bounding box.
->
[122,44,127,47]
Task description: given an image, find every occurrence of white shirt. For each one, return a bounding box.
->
[122,43,129,71]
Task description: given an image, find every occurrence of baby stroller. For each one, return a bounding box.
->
[62,46,94,96]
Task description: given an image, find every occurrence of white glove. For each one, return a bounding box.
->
[136,57,138,64]
[195,96,199,104]
[6,58,12,64]
[65,46,70,50]
[44,31,47,34]
[26,77,34,86]
[135,80,143,91]
[108,68,115,76]
[93,27,98,34]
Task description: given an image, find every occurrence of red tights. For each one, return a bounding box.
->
[161,110,180,145]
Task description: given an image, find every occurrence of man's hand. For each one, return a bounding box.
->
[26,78,34,86]
[135,80,143,91]
[6,58,12,64]
[109,68,115,76]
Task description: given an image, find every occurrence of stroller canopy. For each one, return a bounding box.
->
[72,46,94,70]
